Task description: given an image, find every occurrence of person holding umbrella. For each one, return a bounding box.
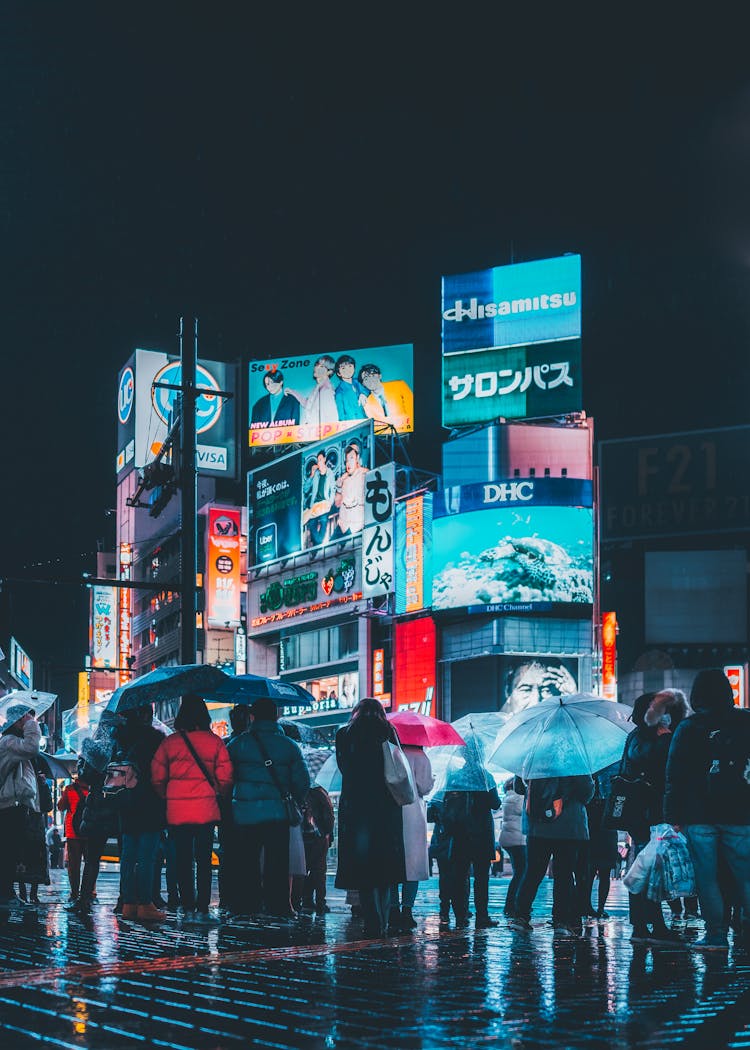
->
[0,702,42,916]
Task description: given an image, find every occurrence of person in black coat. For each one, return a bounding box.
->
[111,706,167,921]
[665,668,750,949]
[71,739,119,916]
[620,689,690,942]
[335,697,406,937]
[441,771,501,929]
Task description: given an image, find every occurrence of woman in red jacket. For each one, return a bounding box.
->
[151,694,233,920]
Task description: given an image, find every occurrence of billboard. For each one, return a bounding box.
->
[393,617,437,716]
[442,255,581,356]
[9,637,33,690]
[432,477,594,614]
[116,349,236,478]
[248,344,414,447]
[363,463,395,598]
[248,421,374,565]
[442,339,582,426]
[90,586,117,668]
[394,492,433,615]
[600,425,750,541]
[248,548,364,633]
[205,507,242,628]
[500,655,579,713]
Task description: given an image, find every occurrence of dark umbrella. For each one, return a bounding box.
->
[36,751,77,779]
[204,673,315,707]
[106,664,232,714]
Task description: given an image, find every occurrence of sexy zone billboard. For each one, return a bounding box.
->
[431,477,594,614]
[248,344,413,447]
[248,421,374,565]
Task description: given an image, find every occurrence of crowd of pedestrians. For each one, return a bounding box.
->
[0,670,748,953]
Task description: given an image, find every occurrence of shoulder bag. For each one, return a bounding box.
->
[382,738,416,806]
[180,731,222,807]
[252,730,303,826]
[601,748,655,831]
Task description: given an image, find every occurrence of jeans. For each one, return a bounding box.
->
[120,831,161,906]
[515,837,579,926]
[449,845,491,921]
[504,845,527,916]
[80,837,109,902]
[684,824,750,942]
[171,824,215,912]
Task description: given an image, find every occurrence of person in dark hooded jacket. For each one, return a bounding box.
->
[619,689,690,942]
[665,668,750,949]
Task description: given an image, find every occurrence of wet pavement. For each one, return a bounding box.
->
[1,870,749,1049]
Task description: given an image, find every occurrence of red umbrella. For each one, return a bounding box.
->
[386,711,466,747]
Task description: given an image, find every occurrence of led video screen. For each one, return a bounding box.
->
[431,478,593,613]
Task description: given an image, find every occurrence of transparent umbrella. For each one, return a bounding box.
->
[429,714,510,798]
[488,693,635,779]
[0,690,57,732]
[315,752,342,794]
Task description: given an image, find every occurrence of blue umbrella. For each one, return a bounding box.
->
[106,664,232,714]
[204,673,315,707]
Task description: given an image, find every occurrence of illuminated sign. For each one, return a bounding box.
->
[249,421,373,565]
[248,345,414,447]
[9,637,33,690]
[373,649,385,697]
[601,612,618,701]
[393,617,436,717]
[118,543,133,686]
[432,478,594,614]
[257,558,356,616]
[116,349,236,478]
[443,339,582,427]
[91,586,117,668]
[78,672,90,708]
[724,665,746,707]
[279,670,359,718]
[248,550,364,631]
[442,255,581,356]
[363,463,395,598]
[394,494,433,616]
[206,507,241,628]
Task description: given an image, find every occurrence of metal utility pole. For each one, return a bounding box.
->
[180,316,198,664]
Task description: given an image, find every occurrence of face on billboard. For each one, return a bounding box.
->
[248,345,414,447]
[249,421,373,565]
[501,656,579,714]
[432,502,593,612]
[442,255,581,356]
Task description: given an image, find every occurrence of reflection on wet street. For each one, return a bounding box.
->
[0,871,749,1049]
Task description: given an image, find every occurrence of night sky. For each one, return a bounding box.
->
[2,11,749,702]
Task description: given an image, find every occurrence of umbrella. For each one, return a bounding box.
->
[36,751,76,779]
[302,745,335,779]
[106,664,231,714]
[0,690,57,732]
[314,752,342,794]
[488,692,635,779]
[428,714,511,797]
[386,711,466,748]
[204,673,315,707]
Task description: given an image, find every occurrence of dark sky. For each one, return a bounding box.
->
[2,10,750,700]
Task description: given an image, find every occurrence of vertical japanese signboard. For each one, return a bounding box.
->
[362,463,395,598]
[91,586,117,668]
[394,493,433,615]
[118,543,133,686]
[724,664,746,707]
[601,611,617,701]
[206,507,242,628]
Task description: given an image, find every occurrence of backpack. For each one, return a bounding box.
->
[525,779,563,823]
[103,759,140,793]
[71,787,87,837]
[707,724,750,798]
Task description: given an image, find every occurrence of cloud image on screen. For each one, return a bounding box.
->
[432,506,593,610]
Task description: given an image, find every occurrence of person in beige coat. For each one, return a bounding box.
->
[390,744,435,930]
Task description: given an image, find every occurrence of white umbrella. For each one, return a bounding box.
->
[488,692,634,779]
[0,690,57,731]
